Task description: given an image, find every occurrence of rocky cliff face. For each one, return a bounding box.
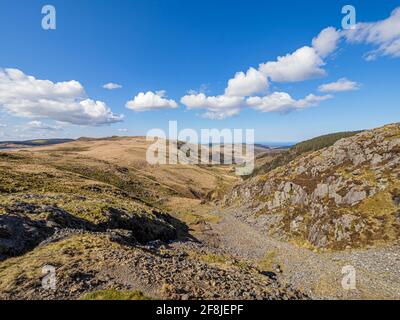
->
[225,124,400,250]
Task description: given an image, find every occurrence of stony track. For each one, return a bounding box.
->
[207,208,400,300]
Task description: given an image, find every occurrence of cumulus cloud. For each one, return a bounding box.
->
[181,44,332,118]
[312,27,341,58]
[343,7,400,60]
[246,92,332,113]
[179,9,400,119]
[181,93,243,110]
[180,93,244,120]
[126,90,178,112]
[0,68,123,126]
[246,92,295,112]
[318,78,361,93]
[225,67,268,97]
[103,82,122,90]
[259,46,326,82]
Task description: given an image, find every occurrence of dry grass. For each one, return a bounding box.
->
[31,137,238,203]
[0,234,117,294]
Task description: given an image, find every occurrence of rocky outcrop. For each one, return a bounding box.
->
[0,202,185,260]
[225,123,400,250]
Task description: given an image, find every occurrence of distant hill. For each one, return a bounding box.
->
[249,131,362,178]
[0,139,74,149]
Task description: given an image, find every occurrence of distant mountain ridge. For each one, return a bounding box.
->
[0,139,74,149]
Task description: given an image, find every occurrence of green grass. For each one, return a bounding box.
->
[81,289,152,300]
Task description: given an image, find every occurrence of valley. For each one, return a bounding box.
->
[0,123,399,300]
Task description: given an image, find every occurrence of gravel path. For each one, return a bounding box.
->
[208,208,400,300]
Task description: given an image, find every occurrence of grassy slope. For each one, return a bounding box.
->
[0,138,234,297]
[29,137,238,205]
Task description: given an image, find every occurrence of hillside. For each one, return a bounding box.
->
[0,137,305,300]
[225,123,400,250]
[250,131,361,178]
[25,137,240,205]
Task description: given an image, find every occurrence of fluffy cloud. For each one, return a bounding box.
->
[225,67,268,97]
[181,93,243,110]
[180,93,243,119]
[246,92,295,112]
[343,7,400,60]
[126,90,178,112]
[180,9,400,119]
[246,92,332,113]
[0,68,123,126]
[318,78,360,93]
[259,46,326,82]
[179,24,344,119]
[103,82,122,90]
[312,27,341,58]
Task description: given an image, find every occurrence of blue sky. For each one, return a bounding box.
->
[0,0,399,142]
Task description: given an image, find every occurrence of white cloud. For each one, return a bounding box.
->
[246,92,295,112]
[117,128,128,133]
[246,92,332,113]
[312,27,341,58]
[201,108,241,120]
[180,93,243,119]
[0,68,123,126]
[259,46,326,82]
[318,78,360,93]
[126,90,178,112]
[225,67,268,97]
[181,10,400,119]
[180,25,341,119]
[295,93,333,108]
[0,123,6,127]
[103,82,122,90]
[26,120,61,131]
[181,93,244,110]
[343,7,400,59]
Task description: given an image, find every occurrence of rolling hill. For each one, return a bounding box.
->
[0,136,306,300]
